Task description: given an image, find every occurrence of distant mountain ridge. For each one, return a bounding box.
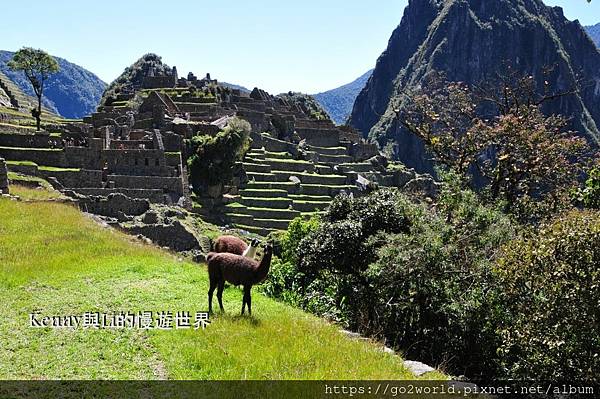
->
[586,23,600,47]
[313,69,373,125]
[0,50,106,119]
[349,0,600,173]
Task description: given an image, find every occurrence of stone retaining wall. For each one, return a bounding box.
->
[0,133,60,149]
[0,147,66,167]
[109,175,183,195]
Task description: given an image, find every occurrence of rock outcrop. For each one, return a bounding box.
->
[349,0,600,173]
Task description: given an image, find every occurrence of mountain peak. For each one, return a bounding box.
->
[349,0,600,173]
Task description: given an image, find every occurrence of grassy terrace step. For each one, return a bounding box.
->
[232,223,279,236]
[244,181,298,191]
[246,152,265,160]
[317,154,354,164]
[241,162,271,173]
[288,194,333,202]
[292,200,332,212]
[240,217,294,230]
[225,213,255,226]
[239,196,293,209]
[261,158,314,173]
[226,203,302,220]
[299,184,358,196]
[338,163,379,173]
[263,151,293,159]
[315,165,333,174]
[239,188,289,198]
[271,171,348,185]
[246,172,279,182]
[0,146,62,152]
[305,145,348,156]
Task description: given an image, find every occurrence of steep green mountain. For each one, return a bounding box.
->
[586,23,600,47]
[0,50,106,119]
[349,0,600,173]
[313,69,373,125]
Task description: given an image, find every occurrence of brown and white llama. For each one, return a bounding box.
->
[206,242,273,315]
[212,235,260,259]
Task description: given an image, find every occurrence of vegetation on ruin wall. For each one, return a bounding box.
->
[186,118,251,195]
[102,54,174,104]
[0,198,443,380]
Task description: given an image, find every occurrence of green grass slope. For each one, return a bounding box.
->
[0,197,441,380]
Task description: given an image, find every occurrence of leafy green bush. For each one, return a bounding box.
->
[495,210,600,380]
[186,117,250,195]
[574,167,600,210]
[298,190,413,275]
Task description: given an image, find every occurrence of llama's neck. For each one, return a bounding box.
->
[254,251,272,282]
[243,245,258,259]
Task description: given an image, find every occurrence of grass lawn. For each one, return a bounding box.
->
[0,198,443,380]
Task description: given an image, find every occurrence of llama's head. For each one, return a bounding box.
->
[263,241,274,255]
[250,238,261,248]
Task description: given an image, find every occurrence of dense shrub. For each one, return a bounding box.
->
[298,190,413,275]
[356,182,515,377]
[574,167,600,210]
[495,210,600,381]
[186,118,250,195]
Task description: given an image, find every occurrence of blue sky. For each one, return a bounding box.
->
[2,1,599,94]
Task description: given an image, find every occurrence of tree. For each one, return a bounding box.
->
[399,72,594,221]
[186,117,251,197]
[8,47,59,131]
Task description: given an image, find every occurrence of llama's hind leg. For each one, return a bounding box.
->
[217,280,225,312]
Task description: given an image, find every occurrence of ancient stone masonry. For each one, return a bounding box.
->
[0,158,9,194]
[0,58,436,237]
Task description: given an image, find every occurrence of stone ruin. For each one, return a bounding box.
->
[0,63,438,237]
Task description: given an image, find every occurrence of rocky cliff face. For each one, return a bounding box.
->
[349,0,600,173]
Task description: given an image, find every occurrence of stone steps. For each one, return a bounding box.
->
[239,188,289,198]
[315,153,354,164]
[228,205,301,220]
[241,162,271,173]
[288,194,333,202]
[292,200,331,212]
[305,145,348,156]
[244,181,299,192]
[239,196,293,209]
[231,224,278,237]
[338,162,379,173]
[245,172,280,182]
[261,158,314,173]
[299,184,358,197]
[271,171,348,185]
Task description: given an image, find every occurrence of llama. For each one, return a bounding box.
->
[212,235,260,259]
[207,243,273,315]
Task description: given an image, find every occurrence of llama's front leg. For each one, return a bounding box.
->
[217,280,225,312]
[242,285,251,315]
[208,281,216,314]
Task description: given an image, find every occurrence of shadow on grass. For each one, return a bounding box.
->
[212,311,262,327]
